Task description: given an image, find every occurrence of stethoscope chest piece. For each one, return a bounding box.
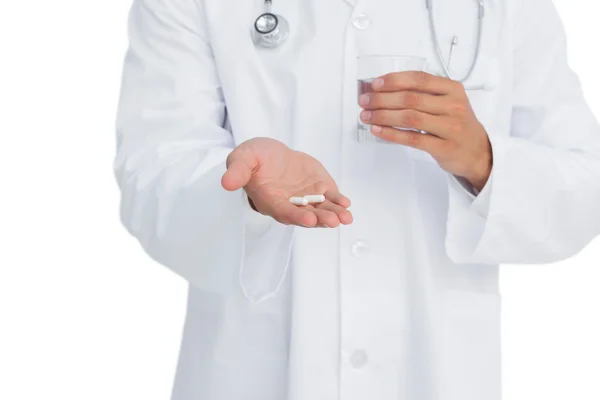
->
[252,12,289,48]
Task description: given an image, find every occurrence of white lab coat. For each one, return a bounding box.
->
[114,0,600,398]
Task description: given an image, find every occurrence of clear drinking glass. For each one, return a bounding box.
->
[357,55,426,143]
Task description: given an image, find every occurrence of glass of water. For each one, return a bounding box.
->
[357,55,426,143]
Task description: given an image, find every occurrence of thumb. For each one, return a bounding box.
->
[221,149,258,191]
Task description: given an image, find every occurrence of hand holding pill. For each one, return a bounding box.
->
[222,138,353,228]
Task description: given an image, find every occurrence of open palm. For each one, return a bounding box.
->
[221,138,353,227]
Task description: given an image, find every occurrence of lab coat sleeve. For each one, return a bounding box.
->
[114,0,294,302]
[445,0,600,264]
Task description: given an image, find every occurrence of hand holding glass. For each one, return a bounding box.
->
[357,55,426,143]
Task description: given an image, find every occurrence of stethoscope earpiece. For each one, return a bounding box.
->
[252,1,289,48]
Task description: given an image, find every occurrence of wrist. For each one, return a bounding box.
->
[464,132,493,191]
[466,154,492,192]
[248,195,259,212]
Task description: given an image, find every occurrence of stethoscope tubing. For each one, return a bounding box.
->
[252,0,485,85]
[426,0,484,83]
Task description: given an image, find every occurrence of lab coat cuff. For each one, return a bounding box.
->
[239,192,295,304]
[448,172,493,219]
[445,133,505,264]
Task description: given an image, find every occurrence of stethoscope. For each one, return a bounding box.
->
[252,0,484,83]
[251,0,290,49]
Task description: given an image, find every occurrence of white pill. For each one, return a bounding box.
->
[303,194,326,204]
[289,197,309,206]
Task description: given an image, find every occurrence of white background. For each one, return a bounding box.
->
[0,0,599,399]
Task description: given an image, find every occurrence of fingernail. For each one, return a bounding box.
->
[359,94,370,106]
[372,78,384,90]
[360,110,372,122]
[371,125,382,134]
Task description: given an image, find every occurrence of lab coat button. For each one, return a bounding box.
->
[352,13,371,30]
[351,240,371,258]
[350,349,369,369]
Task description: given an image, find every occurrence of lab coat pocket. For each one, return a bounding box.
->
[239,194,295,305]
[461,52,502,127]
[441,290,502,400]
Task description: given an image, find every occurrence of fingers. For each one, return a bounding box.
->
[360,109,453,138]
[372,71,464,96]
[311,208,341,228]
[271,201,346,228]
[324,190,351,208]
[272,195,353,228]
[370,125,448,159]
[221,150,258,191]
[302,203,353,229]
[304,191,352,227]
[271,200,318,227]
[315,201,353,225]
[254,188,353,228]
[359,91,448,115]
